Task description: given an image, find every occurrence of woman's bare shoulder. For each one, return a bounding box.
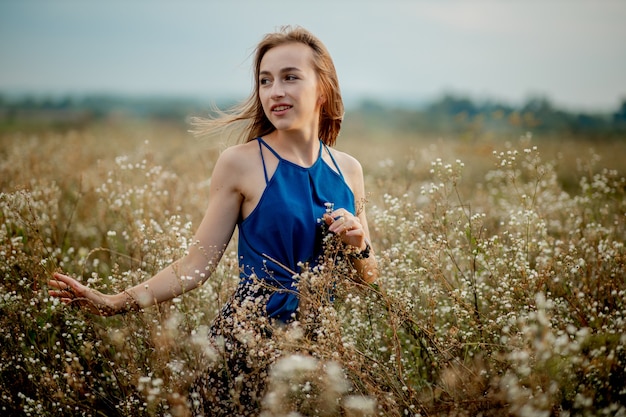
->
[215,140,261,171]
[328,148,363,177]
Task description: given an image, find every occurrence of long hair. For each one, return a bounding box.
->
[191,26,344,146]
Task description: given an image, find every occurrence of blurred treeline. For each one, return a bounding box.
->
[350,95,626,140]
[1,92,625,139]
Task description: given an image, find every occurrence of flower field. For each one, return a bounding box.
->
[1,119,625,416]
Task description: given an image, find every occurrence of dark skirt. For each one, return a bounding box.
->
[189,283,280,417]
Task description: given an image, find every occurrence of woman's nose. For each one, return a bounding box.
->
[270,82,285,99]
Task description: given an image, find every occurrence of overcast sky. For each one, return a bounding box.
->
[1,0,625,112]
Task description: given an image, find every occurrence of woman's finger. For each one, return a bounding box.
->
[49,273,73,289]
[327,214,360,234]
[329,209,350,220]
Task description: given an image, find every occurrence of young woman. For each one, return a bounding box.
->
[48,26,378,414]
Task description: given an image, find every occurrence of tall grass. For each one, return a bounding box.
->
[1,120,625,416]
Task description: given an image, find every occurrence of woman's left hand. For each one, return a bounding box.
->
[323,209,367,251]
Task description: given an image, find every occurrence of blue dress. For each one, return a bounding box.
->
[237,137,355,322]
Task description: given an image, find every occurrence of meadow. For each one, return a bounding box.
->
[1,116,625,416]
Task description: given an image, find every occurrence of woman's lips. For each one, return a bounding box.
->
[272,104,293,114]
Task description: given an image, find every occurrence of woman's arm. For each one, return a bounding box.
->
[48,147,245,315]
[324,151,379,284]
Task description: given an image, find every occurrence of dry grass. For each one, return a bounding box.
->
[1,119,625,416]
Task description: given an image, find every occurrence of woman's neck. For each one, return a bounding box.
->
[266,129,320,167]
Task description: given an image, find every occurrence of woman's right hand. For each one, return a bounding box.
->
[48,272,120,316]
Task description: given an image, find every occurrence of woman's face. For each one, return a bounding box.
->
[258,42,322,136]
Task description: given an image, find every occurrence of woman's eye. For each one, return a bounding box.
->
[285,75,298,81]
[259,78,271,85]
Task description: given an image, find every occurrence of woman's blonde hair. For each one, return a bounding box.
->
[191,26,344,146]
